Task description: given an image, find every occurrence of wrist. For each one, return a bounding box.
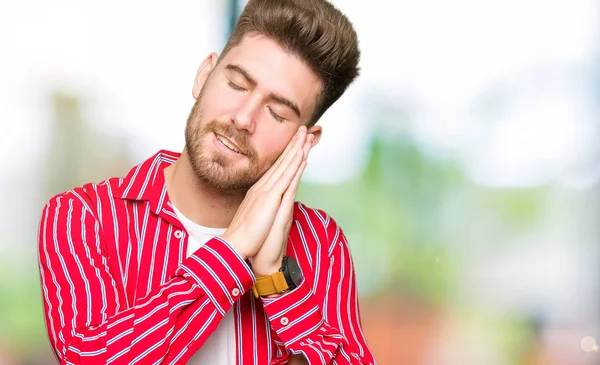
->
[251,256,302,298]
[221,231,248,260]
[252,264,281,278]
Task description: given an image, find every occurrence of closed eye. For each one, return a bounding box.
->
[268,107,285,122]
[228,81,247,92]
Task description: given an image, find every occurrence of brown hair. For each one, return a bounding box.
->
[221,0,360,126]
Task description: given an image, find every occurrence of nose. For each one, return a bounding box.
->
[231,95,259,134]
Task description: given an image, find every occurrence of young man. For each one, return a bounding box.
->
[38,0,376,364]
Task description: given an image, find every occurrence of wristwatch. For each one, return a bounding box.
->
[252,256,303,298]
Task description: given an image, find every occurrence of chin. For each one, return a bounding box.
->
[192,155,255,191]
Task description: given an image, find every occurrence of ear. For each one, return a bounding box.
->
[307,125,323,148]
[192,52,219,99]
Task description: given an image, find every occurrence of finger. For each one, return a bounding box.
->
[265,129,307,188]
[259,126,306,186]
[276,126,306,164]
[271,148,304,193]
[278,161,305,258]
[302,134,314,161]
[280,218,292,257]
[281,160,307,207]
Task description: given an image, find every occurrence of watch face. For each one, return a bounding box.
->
[283,256,303,288]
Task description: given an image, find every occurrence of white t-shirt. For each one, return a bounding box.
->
[172,204,236,365]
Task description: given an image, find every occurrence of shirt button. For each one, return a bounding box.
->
[231,288,240,297]
[174,230,184,239]
[280,317,289,326]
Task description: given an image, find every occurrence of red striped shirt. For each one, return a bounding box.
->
[38,150,376,365]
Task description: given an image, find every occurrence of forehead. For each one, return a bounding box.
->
[220,34,322,115]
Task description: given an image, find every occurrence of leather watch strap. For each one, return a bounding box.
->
[252,272,289,298]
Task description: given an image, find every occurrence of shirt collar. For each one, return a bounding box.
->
[113,149,181,217]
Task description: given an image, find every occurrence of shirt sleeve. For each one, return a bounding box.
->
[260,217,376,365]
[38,194,255,365]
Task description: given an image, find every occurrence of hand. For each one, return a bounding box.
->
[289,354,309,365]
[221,126,309,260]
[249,133,314,277]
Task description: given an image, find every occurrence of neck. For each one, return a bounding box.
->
[164,148,247,228]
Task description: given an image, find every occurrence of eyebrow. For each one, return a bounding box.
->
[225,64,302,119]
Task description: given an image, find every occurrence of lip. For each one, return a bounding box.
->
[215,133,244,153]
[213,132,246,156]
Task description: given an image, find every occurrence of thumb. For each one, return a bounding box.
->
[281,207,294,257]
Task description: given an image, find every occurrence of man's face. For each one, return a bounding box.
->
[185,34,322,191]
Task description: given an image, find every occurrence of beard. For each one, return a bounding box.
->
[184,98,272,191]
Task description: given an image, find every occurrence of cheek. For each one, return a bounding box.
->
[256,131,292,164]
[200,82,241,117]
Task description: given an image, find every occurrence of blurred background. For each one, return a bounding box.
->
[1,0,599,364]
